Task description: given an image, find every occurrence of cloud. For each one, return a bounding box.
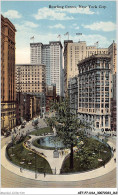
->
[3,10,22,19]
[75,26,80,30]
[73,23,77,26]
[71,23,79,30]
[15,21,38,32]
[49,24,65,29]
[33,7,94,21]
[24,21,39,28]
[33,7,73,20]
[83,21,116,32]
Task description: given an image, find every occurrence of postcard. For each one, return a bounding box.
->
[1,0,117,194]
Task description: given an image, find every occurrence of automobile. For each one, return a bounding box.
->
[21,124,25,128]
[23,121,26,125]
[32,119,38,126]
[5,131,11,137]
[104,133,111,137]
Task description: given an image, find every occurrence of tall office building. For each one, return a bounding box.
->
[30,43,43,64]
[30,41,63,96]
[16,64,46,94]
[1,15,16,132]
[77,54,111,133]
[64,40,108,95]
[50,41,63,96]
[42,44,50,85]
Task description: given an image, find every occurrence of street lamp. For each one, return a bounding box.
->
[23,97,26,120]
[34,152,37,178]
[10,134,15,156]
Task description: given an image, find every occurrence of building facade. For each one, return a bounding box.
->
[68,76,78,114]
[108,41,117,74]
[64,40,108,95]
[42,44,50,85]
[1,15,16,133]
[46,84,56,112]
[110,73,116,132]
[16,92,40,124]
[77,54,111,133]
[64,40,73,96]
[30,42,43,64]
[30,41,63,96]
[16,64,46,94]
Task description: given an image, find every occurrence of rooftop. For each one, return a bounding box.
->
[77,54,111,66]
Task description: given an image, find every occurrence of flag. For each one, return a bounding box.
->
[64,32,69,36]
[57,34,61,38]
[30,36,34,40]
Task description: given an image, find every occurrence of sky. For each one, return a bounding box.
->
[1,1,117,64]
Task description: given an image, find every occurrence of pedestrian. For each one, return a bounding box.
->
[20,167,22,172]
[114,158,116,163]
[44,172,46,177]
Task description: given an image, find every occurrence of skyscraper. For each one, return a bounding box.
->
[50,41,63,96]
[1,15,16,132]
[30,41,63,96]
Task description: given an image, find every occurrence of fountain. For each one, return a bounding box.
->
[37,136,65,149]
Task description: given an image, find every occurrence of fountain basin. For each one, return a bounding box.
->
[37,136,65,149]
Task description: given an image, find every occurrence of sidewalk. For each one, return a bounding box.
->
[1,140,116,182]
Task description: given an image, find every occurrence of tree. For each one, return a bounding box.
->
[34,124,39,136]
[47,98,92,169]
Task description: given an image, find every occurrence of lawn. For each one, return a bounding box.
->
[6,136,52,174]
[61,137,112,173]
[30,127,53,136]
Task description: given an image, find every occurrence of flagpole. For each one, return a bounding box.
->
[95,41,99,54]
[64,32,69,40]
[76,33,82,42]
[97,42,99,54]
[57,35,61,42]
[30,36,35,43]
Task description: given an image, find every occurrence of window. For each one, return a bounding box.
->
[96,122,99,128]
[105,63,109,69]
